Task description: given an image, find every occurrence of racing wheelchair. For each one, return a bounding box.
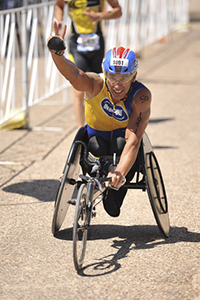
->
[52,126,170,272]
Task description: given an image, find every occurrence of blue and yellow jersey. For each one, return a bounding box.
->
[85,79,146,140]
[65,0,104,34]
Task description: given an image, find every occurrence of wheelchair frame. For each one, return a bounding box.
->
[52,126,170,272]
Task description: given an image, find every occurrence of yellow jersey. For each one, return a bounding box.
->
[65,0,104,34]
[85,79,146,140]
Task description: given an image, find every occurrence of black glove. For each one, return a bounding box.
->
[47,36,66,56]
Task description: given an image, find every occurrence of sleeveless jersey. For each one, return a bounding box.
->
[85,80,146,140]
[65,0,104,34]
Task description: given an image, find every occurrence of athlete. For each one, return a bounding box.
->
[54,0,122,127]
[47,22,151,217]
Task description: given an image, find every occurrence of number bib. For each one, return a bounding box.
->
[77,33,100,52]
[110,58,129,67]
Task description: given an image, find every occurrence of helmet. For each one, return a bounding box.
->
[102,47,138,78]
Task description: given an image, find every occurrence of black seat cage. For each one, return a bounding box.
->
[68,132,147,192]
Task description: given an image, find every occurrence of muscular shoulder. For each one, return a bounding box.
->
[126,86,151,139]
[133,86,151,109]
[84,72,104,99]
[130,86,151,127]
[86,72,103,80]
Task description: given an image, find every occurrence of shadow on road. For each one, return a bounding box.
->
[148,117,178,149]
[149,117,175,124]
[153,145,178,149]
[2,179,59,202]
[55,225,200,277]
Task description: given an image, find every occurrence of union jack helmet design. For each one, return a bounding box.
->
[102,46,138,76]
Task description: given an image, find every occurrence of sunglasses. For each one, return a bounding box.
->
[106,73,134,84]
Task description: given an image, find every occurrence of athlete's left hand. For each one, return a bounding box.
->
[106,171,126,190]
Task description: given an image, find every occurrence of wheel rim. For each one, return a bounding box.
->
[52,144,82,234]
[73,184,88,271]
[146,151,170,237]
[149,152,168,214]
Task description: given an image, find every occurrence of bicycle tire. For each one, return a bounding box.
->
[73,183,88,272]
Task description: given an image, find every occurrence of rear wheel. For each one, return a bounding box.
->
[143,133,170,237]
[73,183,89,272]
[52,144,82,235]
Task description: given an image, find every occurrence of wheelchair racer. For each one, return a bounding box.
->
[47,22,151,217]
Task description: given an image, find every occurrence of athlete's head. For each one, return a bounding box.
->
[102,46,138,84]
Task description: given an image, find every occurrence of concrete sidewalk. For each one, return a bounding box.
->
[0,2,200,299]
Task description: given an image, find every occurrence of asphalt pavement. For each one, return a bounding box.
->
[0,2,200,299]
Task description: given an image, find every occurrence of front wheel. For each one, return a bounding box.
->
[73,183,89,272]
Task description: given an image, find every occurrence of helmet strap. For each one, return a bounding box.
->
[105,79,112,96]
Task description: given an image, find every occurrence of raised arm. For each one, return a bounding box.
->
[47,22,103,98]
